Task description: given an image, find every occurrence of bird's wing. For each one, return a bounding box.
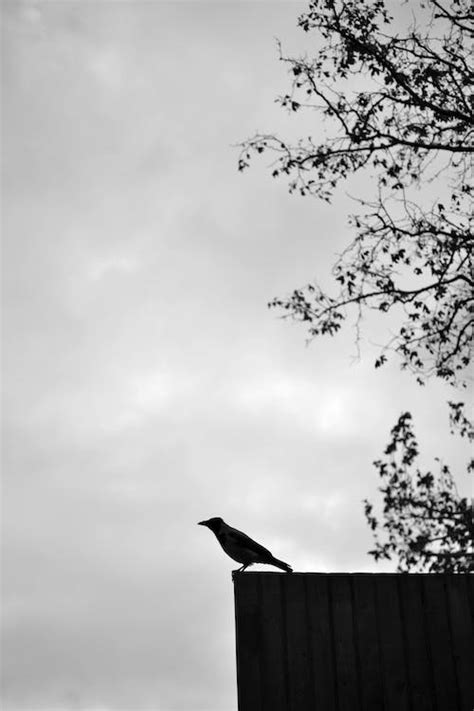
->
[224,524,273,558]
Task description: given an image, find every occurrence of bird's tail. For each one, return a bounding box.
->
[270,557,293,573]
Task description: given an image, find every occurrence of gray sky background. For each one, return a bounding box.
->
[2,2,471,710]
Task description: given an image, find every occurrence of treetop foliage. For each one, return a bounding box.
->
[238,0,473,386]
[363,408,473,572]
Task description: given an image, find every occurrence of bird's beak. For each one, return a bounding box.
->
[198,520,208,527]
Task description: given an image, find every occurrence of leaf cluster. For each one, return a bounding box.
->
[363,409,473,572]
[238,0,473,385]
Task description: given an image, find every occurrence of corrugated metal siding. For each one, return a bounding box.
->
[233,573,474,711]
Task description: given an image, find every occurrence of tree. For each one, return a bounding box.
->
[238,0,473,386]
[363,408,473,572]
[238,0,473,570]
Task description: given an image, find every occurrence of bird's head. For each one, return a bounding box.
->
[198,516,224,533]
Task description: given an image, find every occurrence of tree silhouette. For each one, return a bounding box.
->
[238,0,472,385]
[364,408,473,572]
[238,0,473,570]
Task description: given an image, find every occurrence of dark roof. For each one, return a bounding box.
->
[233,572,474,711]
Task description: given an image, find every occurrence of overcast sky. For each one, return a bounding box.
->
[2,2,471,710]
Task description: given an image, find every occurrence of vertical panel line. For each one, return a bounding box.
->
[233,576,242,711]
[443,575,462,711]
[420,574,438,711]
[465,573,474,634]
[396,574,413,711]
[303,575,317,710]
[373,575,387,711]
[280,573,291,711]
[349,576,363,711]
[461,574,474,709]
[257,574,264,711]
[327,575,340,711]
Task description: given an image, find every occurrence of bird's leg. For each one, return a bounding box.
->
[232,564,250,576]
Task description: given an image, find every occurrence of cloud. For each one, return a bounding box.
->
[231,371,365,437]
[3,1,470,710]
[87,47,125,90]
[86,254,141,282]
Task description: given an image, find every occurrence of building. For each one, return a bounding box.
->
[233,572,473,711]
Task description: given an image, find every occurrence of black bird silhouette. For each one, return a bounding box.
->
[198,517,293,573]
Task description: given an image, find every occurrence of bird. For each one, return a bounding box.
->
[198,516,293,573]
